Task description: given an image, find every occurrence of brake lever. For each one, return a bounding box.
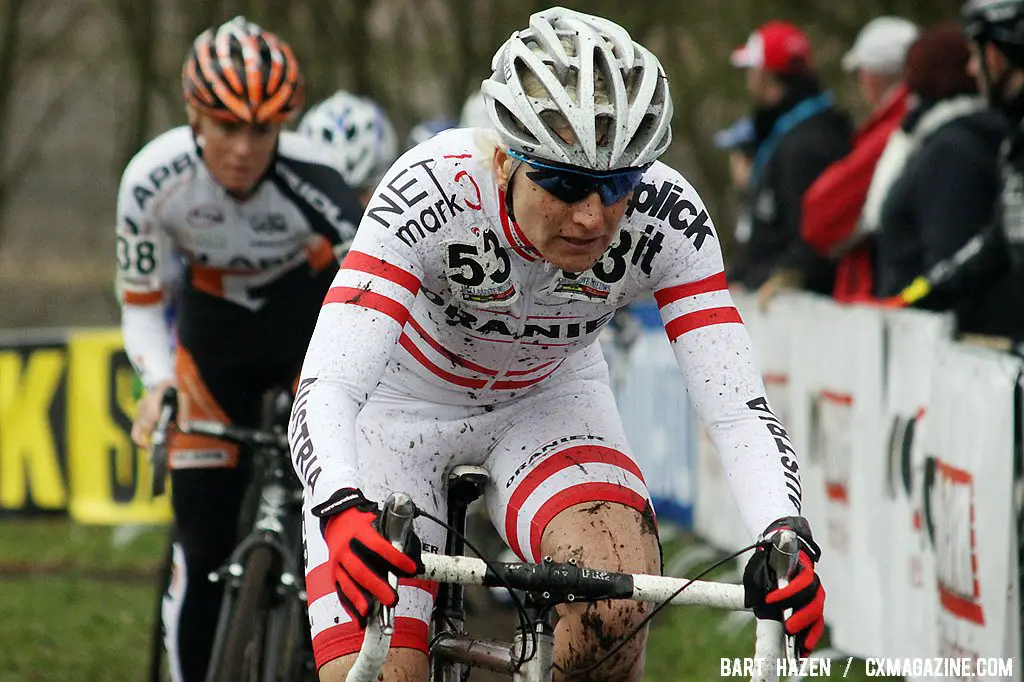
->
[767,529,800,663]
[376,493,417,634]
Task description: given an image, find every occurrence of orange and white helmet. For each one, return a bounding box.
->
[182,16,303,124]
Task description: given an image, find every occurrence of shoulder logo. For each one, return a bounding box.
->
[365,157,484,246]
[625,179,714,251]
[132,151,197,211]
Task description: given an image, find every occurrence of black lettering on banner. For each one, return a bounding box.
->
[289,377,322,493]
[885,413,916,499]
[747,396,802,512]
[0,344,67,511]
[625,180,714,250]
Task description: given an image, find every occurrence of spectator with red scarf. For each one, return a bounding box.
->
[759,17,918,306]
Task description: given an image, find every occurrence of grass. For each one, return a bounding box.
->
[0,518,168,682]
[0,519,899,681]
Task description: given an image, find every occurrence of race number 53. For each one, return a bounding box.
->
[446,229,510,286]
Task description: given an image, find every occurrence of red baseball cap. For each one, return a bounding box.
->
[730,21,813,74]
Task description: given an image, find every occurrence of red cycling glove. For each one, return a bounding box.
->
[743,516,825,657]
[314,488,423,628]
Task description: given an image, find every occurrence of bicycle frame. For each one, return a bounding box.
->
[182,417,311,682]
[346,493,793,682]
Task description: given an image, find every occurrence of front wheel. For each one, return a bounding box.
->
[211,546,275,682]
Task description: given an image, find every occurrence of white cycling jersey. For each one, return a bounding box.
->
[292,128,804,542]
[116,126,362,388]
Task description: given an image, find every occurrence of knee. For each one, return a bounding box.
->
[558,599,651,681]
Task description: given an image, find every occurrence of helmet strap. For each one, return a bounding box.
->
[504,157,523,224]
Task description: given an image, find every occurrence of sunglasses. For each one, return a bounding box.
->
[508,150,649,206]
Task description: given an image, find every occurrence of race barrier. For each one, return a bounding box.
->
[0,328,171,524]
[0,317,696,528]
[695,291,1022,678]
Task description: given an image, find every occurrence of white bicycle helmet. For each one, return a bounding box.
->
[481,7,672,170]
[298,90,398,189]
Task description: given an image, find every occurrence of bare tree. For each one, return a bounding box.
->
[110,0,158,170]
[0,0,98,245]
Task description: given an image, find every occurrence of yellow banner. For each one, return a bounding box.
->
[0,328,171,524]
[66,329,171,524]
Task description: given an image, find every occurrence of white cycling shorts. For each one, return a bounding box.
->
[302,360,653,668]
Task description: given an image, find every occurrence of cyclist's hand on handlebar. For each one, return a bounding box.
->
[314,488,424,628]
[743,516,825,658]
[131,380,175,447]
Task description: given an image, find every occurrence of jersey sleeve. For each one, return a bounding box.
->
[646,169,804,539]
[272,136,364,256]
[115,157,174,389]
[289,175,425,508]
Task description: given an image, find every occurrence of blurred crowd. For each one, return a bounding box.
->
[718,4,1024,351]
[282,3,1024,353]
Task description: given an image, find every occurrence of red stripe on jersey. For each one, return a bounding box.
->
[306,561,333,602]
[498,189,539,262]
[123,290,164,306]
[654,272,729,308]
[492,360,563,389]
[399,334,488,388]
[323,287,409,326]
[408,317,497,376]
[505,359,556,376]
[306,563,435,604]
[527,483,648,562]
[504,446,645,559]
[311,617,430,663]
[443,154,473,159]
[664,306,742,341]
[340,251,420,294]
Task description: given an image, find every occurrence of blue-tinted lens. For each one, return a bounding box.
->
[510,150,648,206]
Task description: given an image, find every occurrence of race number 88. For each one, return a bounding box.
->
[116,236,157,275]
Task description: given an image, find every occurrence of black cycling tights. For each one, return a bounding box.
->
[167,465,251,682]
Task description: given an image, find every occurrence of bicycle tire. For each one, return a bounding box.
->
[212,545,276,682]
[263,590,315,682]
[148,529,175,682]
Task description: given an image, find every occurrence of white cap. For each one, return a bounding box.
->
[842,17,919,74]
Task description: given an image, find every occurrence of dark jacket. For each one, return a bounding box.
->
[875,102,1009,302]
[952,123,1024,343]
[729,82,852,291]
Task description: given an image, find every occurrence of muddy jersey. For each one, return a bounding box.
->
[116,126,363,387]
[293,128,804,539]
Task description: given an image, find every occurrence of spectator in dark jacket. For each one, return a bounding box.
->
[727,21,852,294]
[874,21,1010,312]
